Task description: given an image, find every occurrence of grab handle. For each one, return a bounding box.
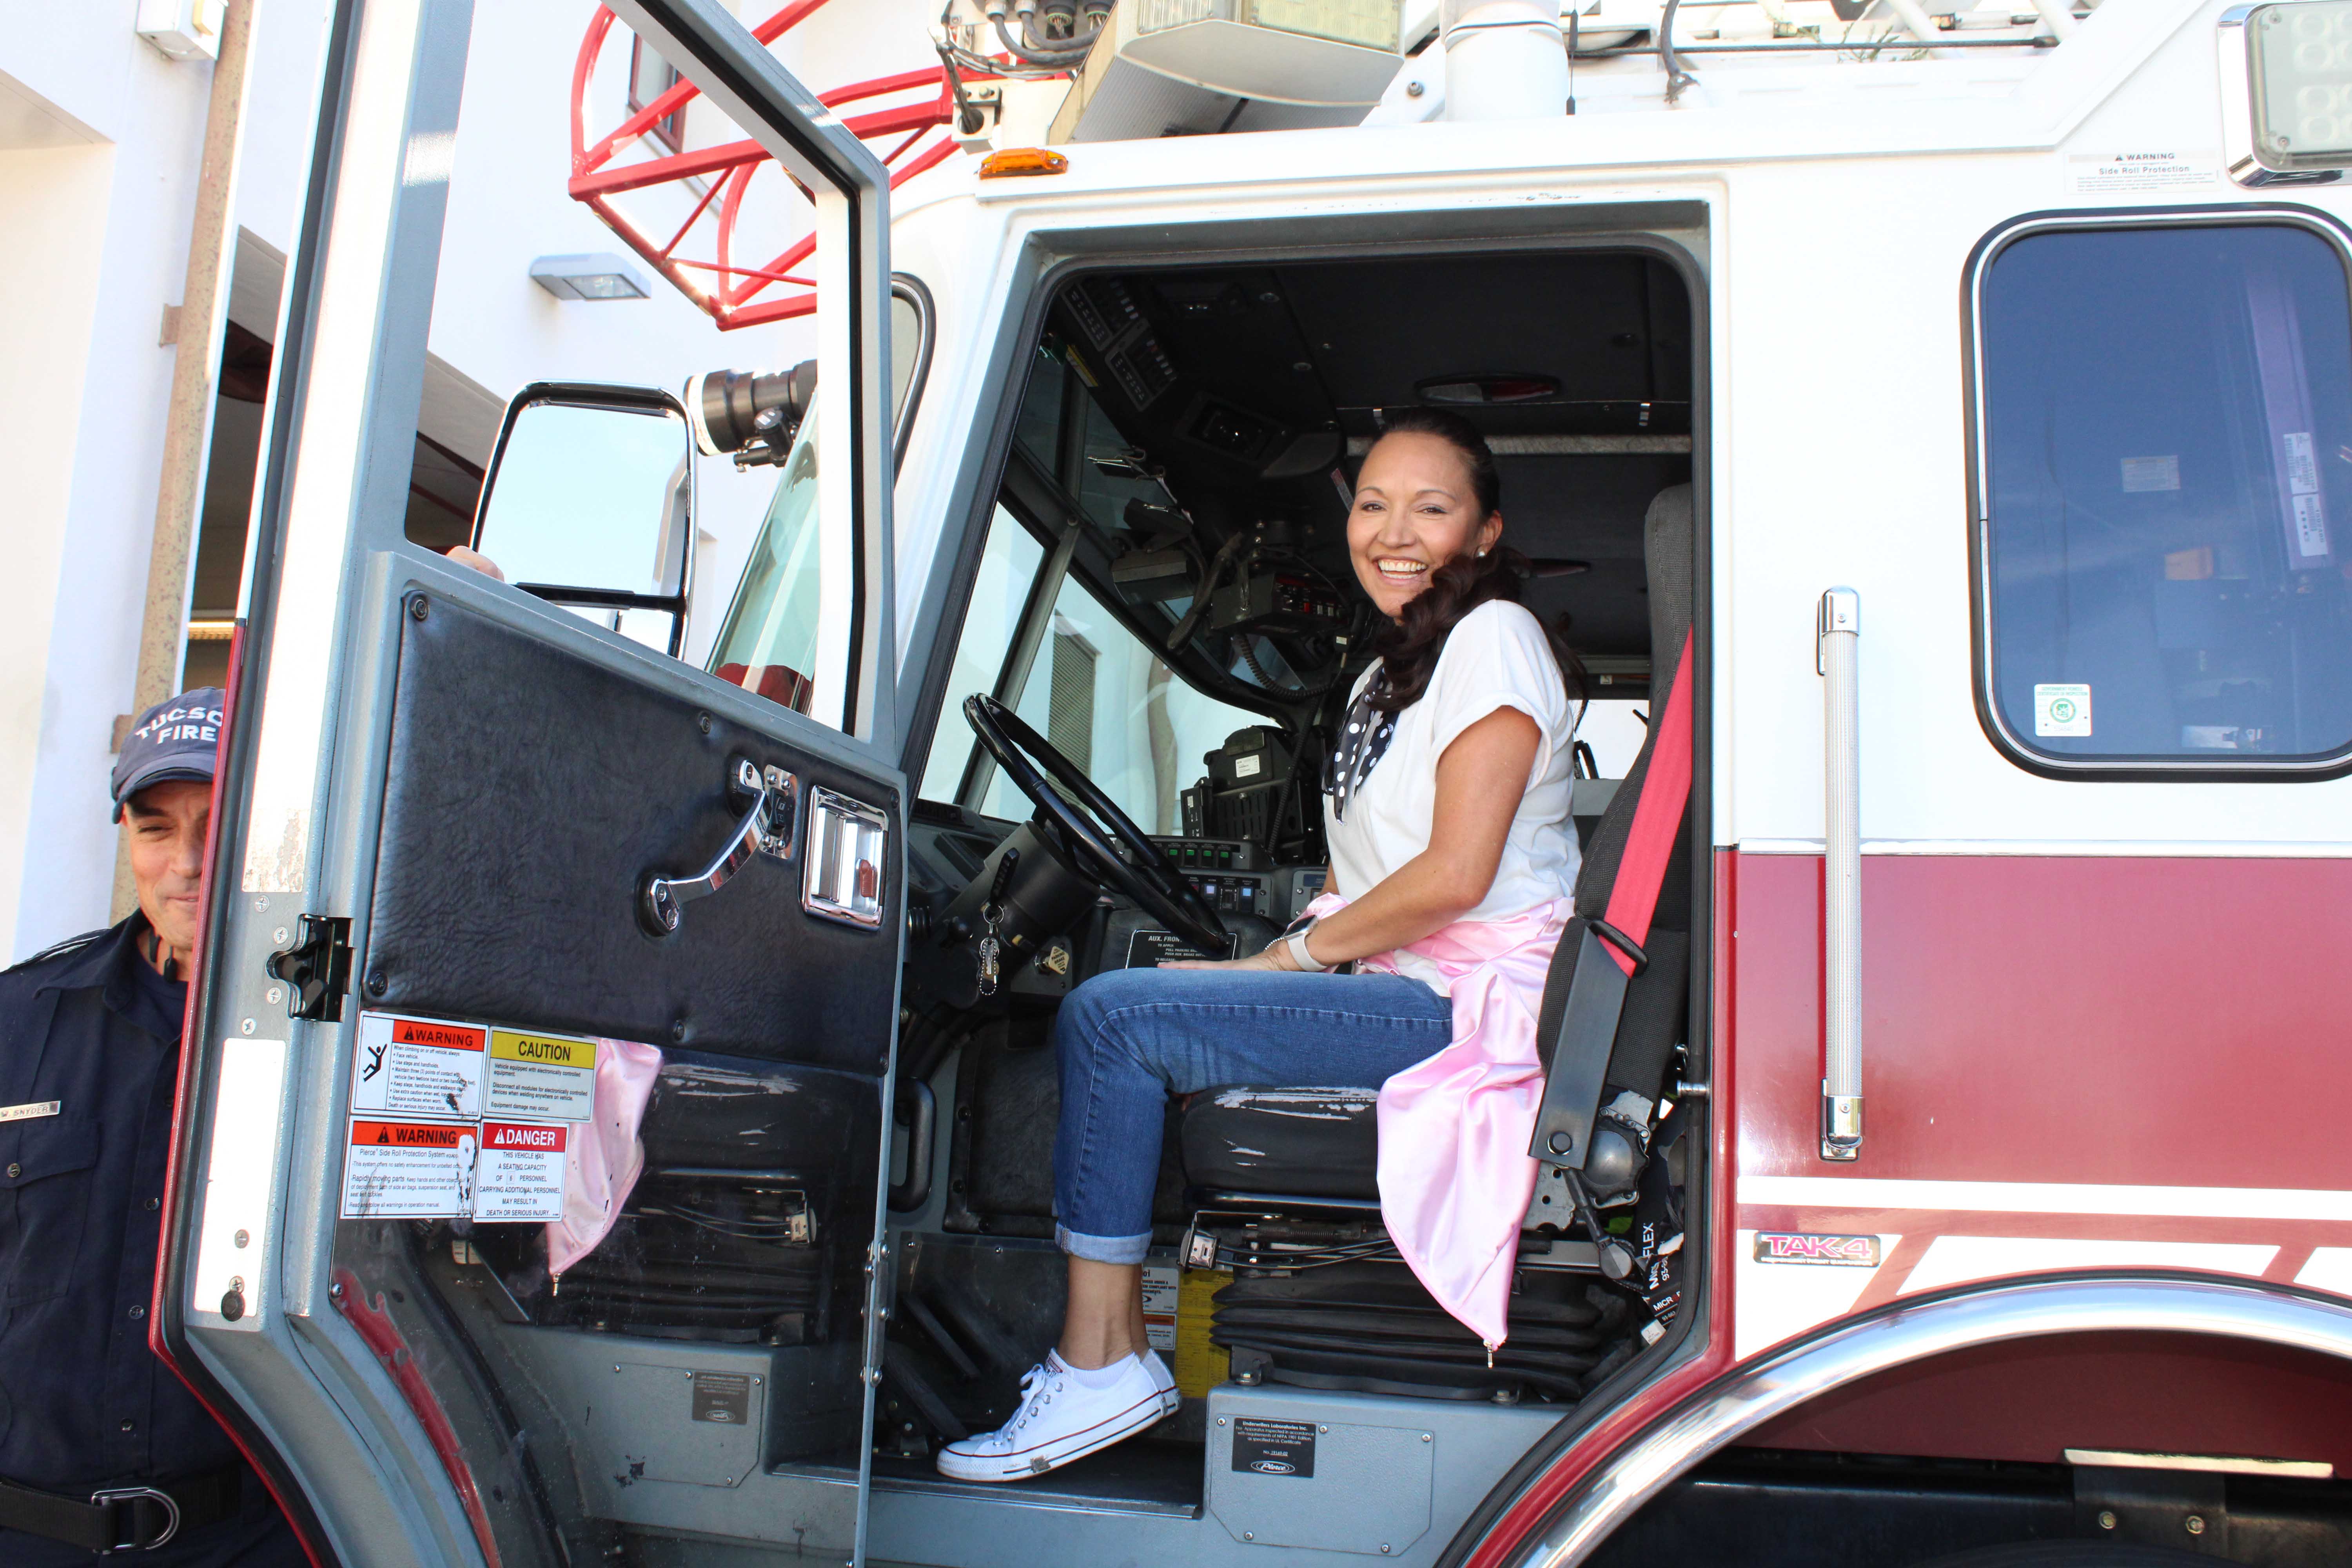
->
[1818,588,1863,1161]
[640,759,795,935]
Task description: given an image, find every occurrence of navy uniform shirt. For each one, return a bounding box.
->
[0,916,298,1566]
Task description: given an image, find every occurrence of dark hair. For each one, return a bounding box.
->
[1360,408,1584,713]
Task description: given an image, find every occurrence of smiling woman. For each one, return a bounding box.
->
[931,409,1593,1484]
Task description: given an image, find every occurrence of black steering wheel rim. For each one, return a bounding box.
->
[962,694,1229,955]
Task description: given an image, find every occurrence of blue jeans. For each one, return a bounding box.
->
[1052,965,1454,1264]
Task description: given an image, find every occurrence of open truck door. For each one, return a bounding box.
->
[158,3,904,1564]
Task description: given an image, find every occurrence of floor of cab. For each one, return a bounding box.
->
[869,1432,1205,1517]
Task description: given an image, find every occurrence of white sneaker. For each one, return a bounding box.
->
[1147,1349,1179,1415]
[936,1350,1170,1482]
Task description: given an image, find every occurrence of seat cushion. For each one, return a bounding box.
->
[1180,1086,1381,1200]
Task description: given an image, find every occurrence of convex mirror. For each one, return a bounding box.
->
[472,384,695,655]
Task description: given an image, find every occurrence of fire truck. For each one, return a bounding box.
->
[160,0,2352,1563]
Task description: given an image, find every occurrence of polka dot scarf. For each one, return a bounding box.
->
[1324,672,1397,822]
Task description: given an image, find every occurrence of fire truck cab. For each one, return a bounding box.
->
[169,2,2352,1565]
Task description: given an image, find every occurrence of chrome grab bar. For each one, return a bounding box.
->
[641,758,797,934]
[1818,588,1863,1161]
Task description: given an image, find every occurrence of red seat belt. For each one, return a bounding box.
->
[1528,628,1695,1179]
[1595,629,1694,975]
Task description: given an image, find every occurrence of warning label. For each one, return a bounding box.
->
[472,1120,568,1222]
[342,1120,476,1218]
[486,1029,597,1122]
[2067,151,2218,196]
[1142,1264,1179,1354]
[352,1012,485,1120]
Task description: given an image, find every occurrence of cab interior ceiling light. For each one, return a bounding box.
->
[2222,2,2352,186]
[530,253,653,301]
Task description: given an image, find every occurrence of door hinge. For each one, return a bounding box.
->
[267,915,352,1022]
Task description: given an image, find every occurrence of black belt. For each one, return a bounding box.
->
[0,1466,242,1553]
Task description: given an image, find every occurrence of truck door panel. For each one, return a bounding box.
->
[366,595,898,1063]
[161,1,902,1563]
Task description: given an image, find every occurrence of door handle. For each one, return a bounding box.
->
[640,759,797,935]
[1817,588,1862,1161]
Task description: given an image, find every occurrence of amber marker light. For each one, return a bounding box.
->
[978,147,1069,178]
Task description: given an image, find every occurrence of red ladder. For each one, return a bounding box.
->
[569,2,987,329]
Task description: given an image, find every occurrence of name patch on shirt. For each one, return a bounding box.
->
[0,1101,61,1123]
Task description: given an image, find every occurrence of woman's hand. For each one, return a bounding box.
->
[1160,939,1299,973]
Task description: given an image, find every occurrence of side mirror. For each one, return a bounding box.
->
[472,383,695,655]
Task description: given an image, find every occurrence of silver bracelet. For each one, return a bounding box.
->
[1284,923,1330,973]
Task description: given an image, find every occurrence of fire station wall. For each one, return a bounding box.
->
[0,5,330,963]
[0,138,113,965]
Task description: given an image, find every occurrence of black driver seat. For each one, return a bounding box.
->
[1178,483,1695,1203]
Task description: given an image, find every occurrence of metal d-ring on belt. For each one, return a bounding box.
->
[0,1464,243,1552]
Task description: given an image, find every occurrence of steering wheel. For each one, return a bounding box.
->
[963,694,1230,956]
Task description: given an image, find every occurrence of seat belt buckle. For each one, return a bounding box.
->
[90,1486,180,1552]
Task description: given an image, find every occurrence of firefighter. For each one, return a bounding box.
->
[0,690,301,1564]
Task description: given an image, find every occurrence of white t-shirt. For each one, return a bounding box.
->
[1325,600,1581,995]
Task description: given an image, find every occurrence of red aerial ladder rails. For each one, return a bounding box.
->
[568,0,1009,330]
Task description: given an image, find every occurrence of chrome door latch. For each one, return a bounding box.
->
[639,758,799,935]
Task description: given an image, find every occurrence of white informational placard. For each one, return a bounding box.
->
[1142,1263,1180,1354]
[474,1122,569,1221]
[352,1012,485,1120]
[342,1119,475,1218]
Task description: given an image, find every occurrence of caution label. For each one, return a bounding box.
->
[342,1119,477,1218]
[486,1029,597,1122]
[473,1121,569,1222]
[352,1012,485,1120]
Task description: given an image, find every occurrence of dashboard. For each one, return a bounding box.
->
[905,808,1312,992]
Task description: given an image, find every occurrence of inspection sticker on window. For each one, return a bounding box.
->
[2120,455,2180,493]
[485,1027,597,1122]
[351,1012,485,1120]
[341,1119,476,1218]
[471,1121,569,1222]
[2067,151,2218,194]
[2035,683,2092,738]
[2283,432,2333,558]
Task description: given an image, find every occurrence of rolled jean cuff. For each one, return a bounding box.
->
[1056,1222,1152,1266]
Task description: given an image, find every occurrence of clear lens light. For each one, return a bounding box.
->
[2254,2,2352,168]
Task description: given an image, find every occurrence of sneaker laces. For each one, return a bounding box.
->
[976,1361,1062,1448]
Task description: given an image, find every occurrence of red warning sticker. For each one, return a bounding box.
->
[341,1120,475,1218]
[352,1011,485,1120]
[474,1120,568,1222]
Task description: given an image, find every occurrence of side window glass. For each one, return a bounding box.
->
[919,506,1047,802]
[1978,221,2352,768]
[979,568,1263,834]
[706,417,846,718]
[1012,346,1064,477]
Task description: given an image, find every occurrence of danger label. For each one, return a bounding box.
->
[486,1029,596,1122]
[473,1121,568,1222]
[352,1012,485,1120]
[342,1120,477,1218]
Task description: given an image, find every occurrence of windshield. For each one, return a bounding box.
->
[922,506,1263,834]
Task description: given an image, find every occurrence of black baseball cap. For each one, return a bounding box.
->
[112,689,225,821]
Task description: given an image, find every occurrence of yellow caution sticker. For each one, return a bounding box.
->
[485,1028,597,1122]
